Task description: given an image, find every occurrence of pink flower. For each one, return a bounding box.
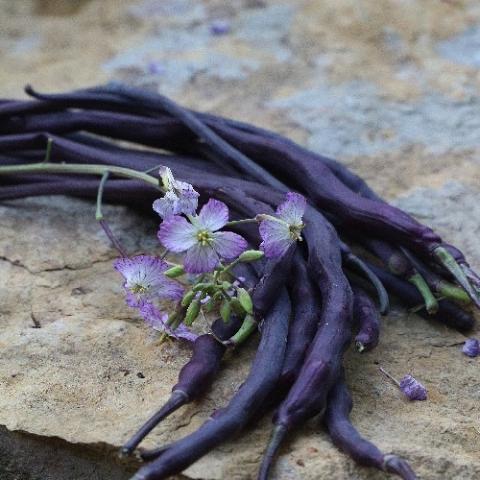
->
[259,192,306,258]
[153,166,199,219]
[114,255,184,307]
[158,199,247,273]
[139,303,198,343]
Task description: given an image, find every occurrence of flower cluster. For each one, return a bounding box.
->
[114,167,306,342]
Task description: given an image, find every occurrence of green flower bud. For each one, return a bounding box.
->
[184,299,201,326]
[193,282,214,293]
[164,265,185,278]
[237,287,253,315]
[181,290,196,307]
[220,299,231,323]
[221,281,232,291]
[238,250,264,263]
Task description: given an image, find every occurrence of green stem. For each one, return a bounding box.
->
[42,137,53,163]
[223,314,257,347]
[0,162,163,189]
[95,171,110,221]
[408,272,438,314]
[222,257,241,275]
[437,281,471,305]
[224,218,258,227]
[433,246,480,308]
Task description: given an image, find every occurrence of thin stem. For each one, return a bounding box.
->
[408,272,438,314]
[224,218,258,227]
[94,171,128,257]
[95,171,110,221]
[379,367,400,387]
[99,220,128,257]
[0,162,163,189]
[222,257,241,275]
[42,137,53,163]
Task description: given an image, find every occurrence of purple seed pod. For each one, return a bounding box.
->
[462,338,480,358]
[399,375,427,401]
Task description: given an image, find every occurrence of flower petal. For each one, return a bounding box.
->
[462,338,479,357]
[140,302,169,329]
[175,187,199,216]
[197,198,229,231]
[276,192,306,226]
[153,192,178,219]
[184,243,220,273]
[139,302,198,342]
[173,323,199,342]
[259,219,292,258]
[399,374,427,401]
[212,231,248,259]
[158,215,197,252]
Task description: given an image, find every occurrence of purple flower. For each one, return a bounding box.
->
[114,255,184,307]
[153,166,199,219]
[158,198,247,273]
[140,302,198,342]
[462,338,479,357]
[399,375,428,401]
[259,192,306,258]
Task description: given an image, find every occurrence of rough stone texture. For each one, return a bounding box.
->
[0,1,479,479]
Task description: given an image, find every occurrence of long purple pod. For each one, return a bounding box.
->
[122,316,243,455]
[31,89,442,255]
[352,286,380,353]
[280,253,321,388]
[1,173,474,336]
[365,262,475,332]
[13,87,477,270]
[3,175,473,333]
[0,106,443,254]
[6,97,477,299]
[129,290,291,480]
[325,376,417,479]
[258,207,353,480]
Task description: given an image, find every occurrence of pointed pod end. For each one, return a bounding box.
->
[433,247,480,309]
[118,446,133,458]
[355,340,366,353]
[384,454,417,480]
[258,424,288,480]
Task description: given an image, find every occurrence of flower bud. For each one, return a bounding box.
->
[184,299,201,326]
[237,287,253,315]
[220,299,231,322]
[238,250,264,263]
[164,265,185,278]
[193,282,214,293]
[181,290,196,307]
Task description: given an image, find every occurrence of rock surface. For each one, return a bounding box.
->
[0,1,479,479]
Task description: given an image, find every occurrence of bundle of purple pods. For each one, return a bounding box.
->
[0,84,479,480]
